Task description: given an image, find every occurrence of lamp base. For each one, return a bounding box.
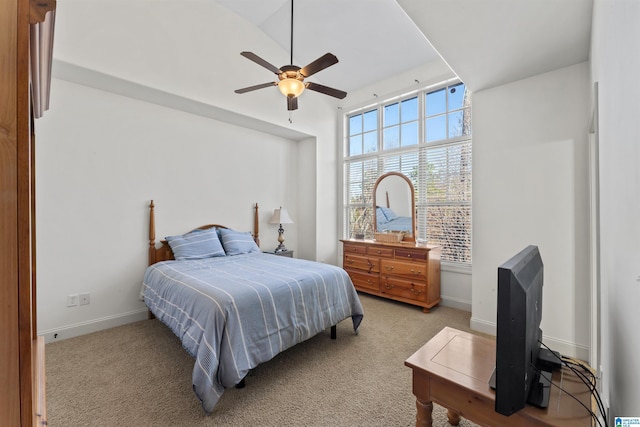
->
[274,224,287,253]
[274,243,288,253]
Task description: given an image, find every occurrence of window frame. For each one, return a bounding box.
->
[341,79,472,266]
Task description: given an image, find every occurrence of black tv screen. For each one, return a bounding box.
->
[493,245,551,416]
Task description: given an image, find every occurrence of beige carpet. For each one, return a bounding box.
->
[46,293,482,426]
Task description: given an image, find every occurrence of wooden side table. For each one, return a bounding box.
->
[405,327,594,427]
[263,249,294,258]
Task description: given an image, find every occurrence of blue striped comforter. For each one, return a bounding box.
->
[142,252,364,413]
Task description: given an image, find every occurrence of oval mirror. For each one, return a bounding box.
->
[373,172,416,241]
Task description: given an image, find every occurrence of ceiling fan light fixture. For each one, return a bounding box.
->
[235,0,346,110]
[278,77,305,98]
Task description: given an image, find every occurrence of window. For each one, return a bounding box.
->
[348,109,378,156]
[383,96,419,150]
[343,81,472,264]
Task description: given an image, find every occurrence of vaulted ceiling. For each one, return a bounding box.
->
[398,0,593,91]
[216,0,593,93]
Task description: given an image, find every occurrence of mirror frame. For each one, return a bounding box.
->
[373,172,416,242]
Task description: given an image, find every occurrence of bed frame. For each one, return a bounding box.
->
[145,200,337,341]
[144,200,340,390]
[147,200,260,266]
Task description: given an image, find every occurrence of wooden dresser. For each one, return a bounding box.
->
[340,239,441,312]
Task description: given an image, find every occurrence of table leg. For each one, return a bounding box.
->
[415,398,433,427]
[446,409,461,426]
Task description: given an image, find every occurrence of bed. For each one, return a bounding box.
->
[376,205,413,231]
[141,201,364,413]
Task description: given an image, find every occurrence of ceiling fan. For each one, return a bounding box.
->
[234,0,347,111]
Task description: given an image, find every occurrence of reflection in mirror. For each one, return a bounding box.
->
[373,172,415,241]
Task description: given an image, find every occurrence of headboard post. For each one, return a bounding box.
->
[148,200,156,265]
[254,203,260,247]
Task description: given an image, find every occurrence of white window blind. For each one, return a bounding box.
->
[418,141,472,263]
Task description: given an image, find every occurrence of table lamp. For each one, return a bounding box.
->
[269,207,294,253]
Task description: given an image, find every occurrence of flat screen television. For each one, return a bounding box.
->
[490,245,560,416]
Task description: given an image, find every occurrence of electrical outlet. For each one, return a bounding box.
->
[79,292,90,306]
[67,294,78,307]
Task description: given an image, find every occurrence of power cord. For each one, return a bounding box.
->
[537,340,609,427]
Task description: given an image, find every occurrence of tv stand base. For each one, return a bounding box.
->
[538,348,563,371]
[527,369,552,408]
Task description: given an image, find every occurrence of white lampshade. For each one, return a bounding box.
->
[278,78,305,98]
[269,207,294,224]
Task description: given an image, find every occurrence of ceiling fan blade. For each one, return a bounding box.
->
[240,51,282,74]
[299,53,339,77]
[305,82,347,99]
[287,97,298,111]
[234,82,277,94]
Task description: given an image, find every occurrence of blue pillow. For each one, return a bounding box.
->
[218,228,260,255]
[376,207,389,224]
[379,206,398,221]
[165,228,226,260]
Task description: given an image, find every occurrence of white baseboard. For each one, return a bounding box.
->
[440,296,472,312]
[470,316,496,336]
[39,308,149,344]
[542,334,590,361]
[469,317,590,361]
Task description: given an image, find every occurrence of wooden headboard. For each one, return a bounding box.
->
[147,200,260,266]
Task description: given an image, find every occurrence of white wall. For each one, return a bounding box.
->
[342,60,455,109]
[36,0,340,341]
[471,62,591,360]
[591,0,640,416]
[53,0,341,260]
[296,137,317,261]
[36,79,300,341]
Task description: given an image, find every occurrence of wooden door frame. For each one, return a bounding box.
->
[1,0,54,424]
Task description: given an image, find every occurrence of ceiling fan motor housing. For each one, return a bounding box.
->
[278,65,305,98]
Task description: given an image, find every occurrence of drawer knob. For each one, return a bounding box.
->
[384,265,395,271]
[347,259,354,264]
[410,284,422,295]
[410,269,422,275]
[384,281,394,290]
[407,254,412,258]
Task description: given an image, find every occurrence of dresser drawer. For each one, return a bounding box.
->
[367,246,394,258]
[380,276,427,302]
[346,269,379,292]
[344,255,380,273]
[395,249,428,261]
[380,259,427,280]
[343,244,367,255]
